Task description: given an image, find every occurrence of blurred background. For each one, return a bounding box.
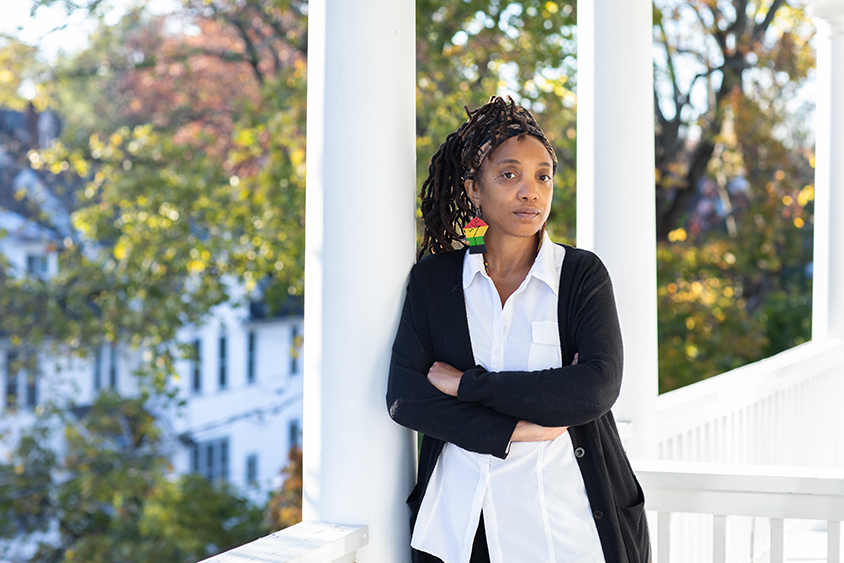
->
[0,1,817,561]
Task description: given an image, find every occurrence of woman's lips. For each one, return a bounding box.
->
[513,207,541,219]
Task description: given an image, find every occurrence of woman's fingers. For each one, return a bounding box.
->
[543,425,569,441]
[426,361,462,397]
[511,420,568,442]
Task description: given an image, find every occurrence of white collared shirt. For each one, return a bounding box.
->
[411,233,606,563]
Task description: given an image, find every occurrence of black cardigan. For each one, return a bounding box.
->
[387,245,650,563]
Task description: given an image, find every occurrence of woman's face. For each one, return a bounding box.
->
[464,134,554,244]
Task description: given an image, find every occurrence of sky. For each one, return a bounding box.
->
[0,0,95,60]
[0,0,179,61]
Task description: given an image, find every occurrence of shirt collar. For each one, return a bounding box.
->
[462,231,559,294]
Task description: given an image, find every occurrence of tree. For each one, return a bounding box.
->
[2,1,309,391]
[0,393,267,563]
[653,0,814,239]
[263,446,302,531]
[2,3,305,558]
[0,38,40,112]
[653,0,816,389]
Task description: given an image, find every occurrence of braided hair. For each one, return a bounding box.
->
[418,96,557,260]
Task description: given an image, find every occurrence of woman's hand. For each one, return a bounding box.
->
[427,361,464,397]
[510,420,568,442]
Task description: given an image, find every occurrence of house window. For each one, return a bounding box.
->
[191,445,200,473]
[220,439,228,482]
[26,254,48,276]
[246,454,258,485]
[218,334,227,389]
[206,443,214,478]
[192,339,202,393]
[194,437,229,483]
[246,331,256,384]
[93,345,103,392]
[290,326,300,376]
[5,352,18,411]
[25,370,37,409]
[289,419,301,449]
[108,343,117,390]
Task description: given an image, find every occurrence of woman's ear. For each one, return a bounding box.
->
[464,178,481,205]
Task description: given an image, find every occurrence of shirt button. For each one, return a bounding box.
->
[593,510,604,520]
[575,447,585,458]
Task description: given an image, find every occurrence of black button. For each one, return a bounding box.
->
[593,510,603,520]
[574,447,585,458]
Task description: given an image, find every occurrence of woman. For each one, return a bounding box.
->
[387,96,650,563]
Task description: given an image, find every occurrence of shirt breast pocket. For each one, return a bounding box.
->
[528,320,562,371]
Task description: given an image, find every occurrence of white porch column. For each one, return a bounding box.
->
[303,1,417,562]
[804,0,844,341]
[576,0,658,457]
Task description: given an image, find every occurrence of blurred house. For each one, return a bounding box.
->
[0,105,304,501]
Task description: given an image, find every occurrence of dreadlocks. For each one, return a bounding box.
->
[418,96,557,260]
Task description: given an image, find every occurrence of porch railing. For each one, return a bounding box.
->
[656,339,844,468]
[635,460,844,563]
[197,522,368,563]
[649,338,844,562]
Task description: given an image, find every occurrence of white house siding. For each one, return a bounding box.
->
[1,218,304,502]
[168,313,305,500]
[1,312,304,501]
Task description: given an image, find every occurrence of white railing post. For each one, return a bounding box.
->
[657,512,672,563]
[712,516,726,563]
[576,0,658,458]
[303,1,417,561]
[830,520,842,563]
[770,518,785,563]
[802,0,844,341]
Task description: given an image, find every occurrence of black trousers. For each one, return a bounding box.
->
[424,513,490,563]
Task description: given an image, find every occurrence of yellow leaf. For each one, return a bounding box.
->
[668,228,687,242]
[798,185,814,206]
[685,343,699,358]
[114,241,128,260]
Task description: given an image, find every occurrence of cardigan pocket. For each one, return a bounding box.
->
[529,320,562,371]
[617,479,651,563]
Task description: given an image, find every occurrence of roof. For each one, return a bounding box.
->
[0,207,58,242]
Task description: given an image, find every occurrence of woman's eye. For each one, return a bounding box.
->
[539,174,552,182]
[502,172,516,179]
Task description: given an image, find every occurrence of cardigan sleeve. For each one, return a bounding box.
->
[386,266,519,459]
[456,252,623,428]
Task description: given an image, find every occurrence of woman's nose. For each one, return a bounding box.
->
[519,179,540,200]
